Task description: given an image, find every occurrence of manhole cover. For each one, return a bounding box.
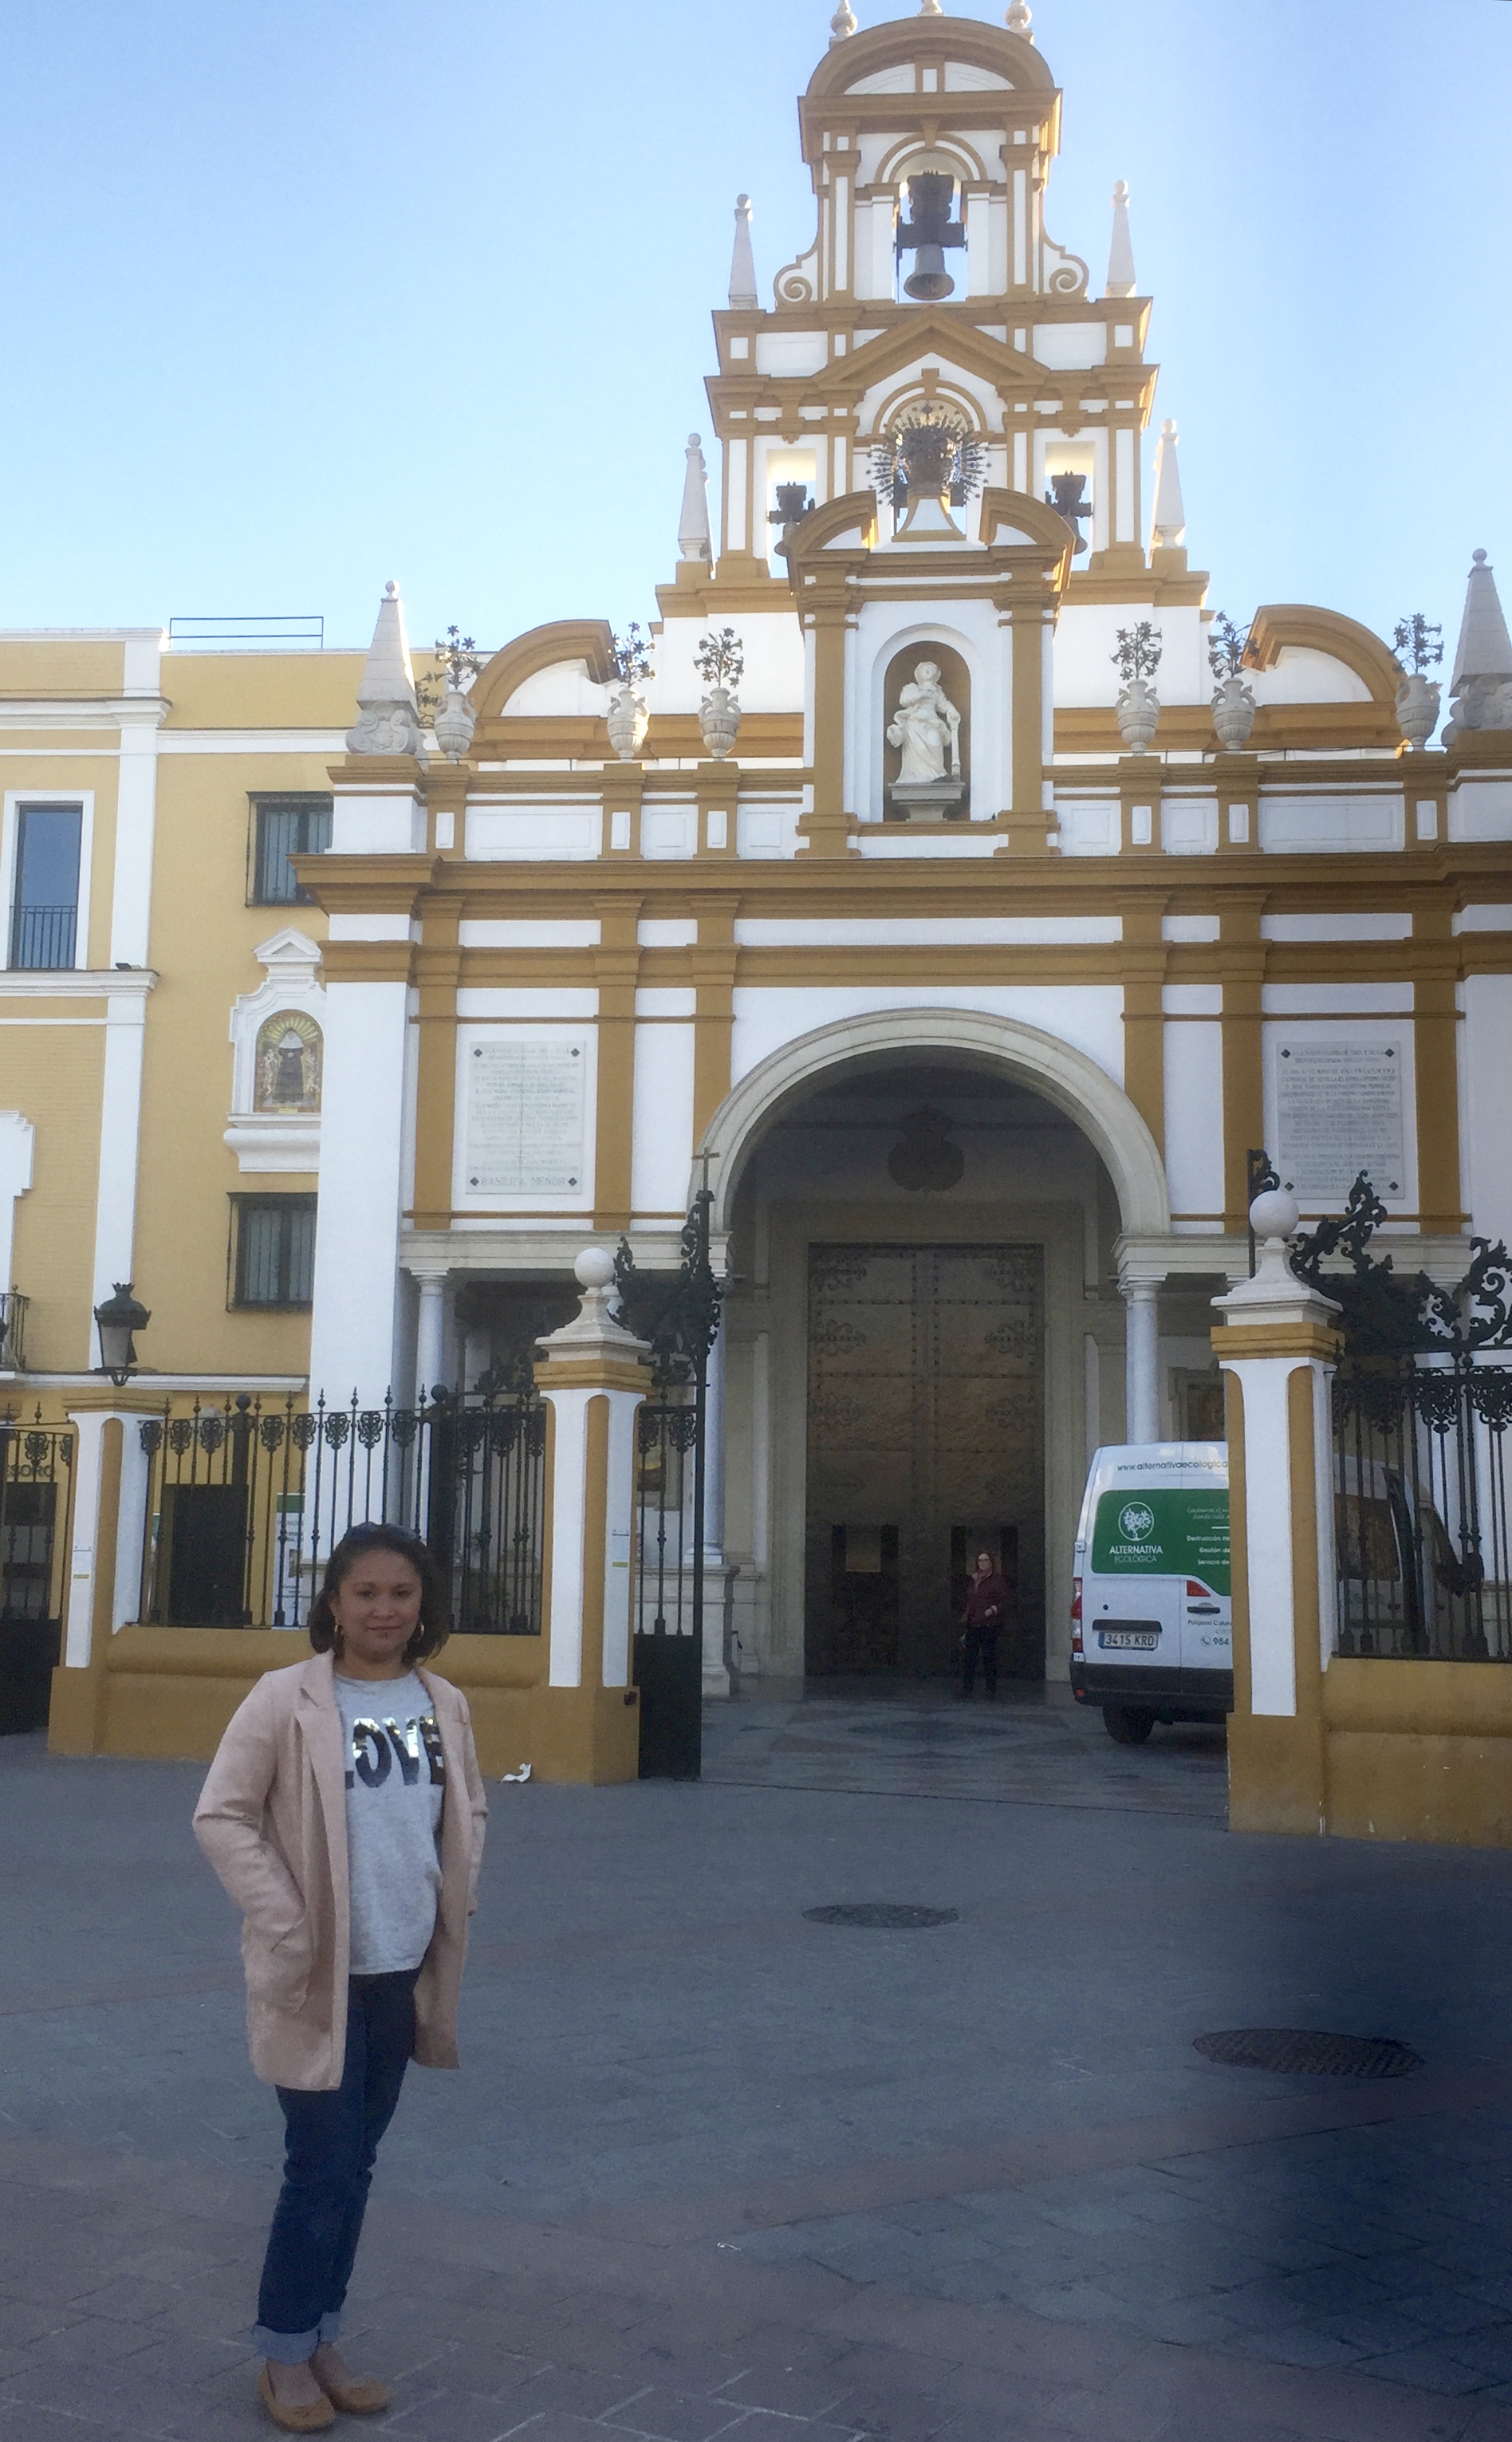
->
[1194,2028,1423,2078]
[803,1904,959,1929]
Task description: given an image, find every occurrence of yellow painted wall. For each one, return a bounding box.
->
[3,1021,104,1368]
[162,651,364,730]
[0,640,126,695]
[132,746,333,1377]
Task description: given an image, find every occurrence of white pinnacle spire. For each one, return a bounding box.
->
[345,579,423,755]
[678,435,713,564]
[1006,0,1033,32]
[1450,549,1512,694]
[1150,420,1186,551]
[919,0,943,14]
[829,0,857,41]
[728,194,758,309]
[1105,180,1136,298]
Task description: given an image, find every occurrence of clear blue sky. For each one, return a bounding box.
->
[3,0,1508,660]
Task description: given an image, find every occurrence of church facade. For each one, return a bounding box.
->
[5,2,1512,1703]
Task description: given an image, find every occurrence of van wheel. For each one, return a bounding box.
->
[1104,1706,1155,1745]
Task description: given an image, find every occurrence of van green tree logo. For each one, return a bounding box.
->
[1119,1502,1156,1541]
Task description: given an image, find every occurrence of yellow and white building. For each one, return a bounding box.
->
[6,2,1512,1724]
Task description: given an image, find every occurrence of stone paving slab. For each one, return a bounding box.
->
[5,1700,1512,2439]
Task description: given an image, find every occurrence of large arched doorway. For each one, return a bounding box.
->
[698,1012,1166,1692]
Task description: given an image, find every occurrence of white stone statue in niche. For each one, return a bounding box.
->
[254,1010,322,1113]
[886,660,964,813]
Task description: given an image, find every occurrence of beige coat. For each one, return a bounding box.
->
[194,1652,487,2091]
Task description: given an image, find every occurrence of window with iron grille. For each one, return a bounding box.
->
[230,1195,317,1307]
[249,795,333,906]
[8,802,82,969]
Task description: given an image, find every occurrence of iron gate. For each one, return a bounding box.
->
[1290,1176,1512,1661]
[616,1189,723,1779]
[0,1416,73,1732]
[137,1370,545,1637]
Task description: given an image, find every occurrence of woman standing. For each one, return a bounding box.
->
[959,1548,1011,1697]
[195,1523,487,2432]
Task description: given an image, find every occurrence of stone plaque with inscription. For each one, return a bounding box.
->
[1274,1039,1404,1199]
[463,1036,588,1195]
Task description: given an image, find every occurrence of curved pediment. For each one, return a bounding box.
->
[804,15,1054,104]
[470,620,616,723]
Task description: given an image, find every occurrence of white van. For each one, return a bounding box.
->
[1070,1444,1231,1743]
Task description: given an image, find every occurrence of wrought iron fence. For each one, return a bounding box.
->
[1292,1175,1512,1663]
[0,1417,74,1734]
[136,1372,545,1637]
[616,1190,724,1779]
[1333,1359,1512,1660]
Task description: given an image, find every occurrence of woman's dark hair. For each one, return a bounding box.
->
[308,1522,450,1664]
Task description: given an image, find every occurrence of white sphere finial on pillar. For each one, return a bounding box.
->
[574,1247,617,1292]
[1249,1187,1300,1246]
[1006,0,1032,30]
[829,0,857,41]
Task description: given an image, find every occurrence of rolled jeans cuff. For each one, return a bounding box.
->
[253,2311,341,2363]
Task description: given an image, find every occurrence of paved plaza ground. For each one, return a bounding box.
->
[4,1683,1512,2440]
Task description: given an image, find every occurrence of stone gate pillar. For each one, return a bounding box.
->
[1212,1191,1343,1835]
[531,1249,650,1784]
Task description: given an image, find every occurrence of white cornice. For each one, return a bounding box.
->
[0,698,169,730]
[0,968,157,1000]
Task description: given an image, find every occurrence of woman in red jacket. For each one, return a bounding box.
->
[959,1549,1011,1696]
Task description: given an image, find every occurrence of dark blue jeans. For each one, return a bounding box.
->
[253,1970,417,2362]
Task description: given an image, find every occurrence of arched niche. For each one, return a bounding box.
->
[881,640,972,821]
[254,1010,322,1113]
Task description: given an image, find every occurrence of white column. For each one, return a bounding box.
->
[308,979,409,1404]
[702,1325,732,1699]
[108,713,162,967]
[412,1267,449,1405]
[89,984,153,1335]
[1123,1280,1160,1443]
[62,1409,150,1661]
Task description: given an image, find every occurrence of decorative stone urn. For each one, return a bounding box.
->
[1211,674,1257,752]
[432,683,476,762]
[1116,676,1160,754]
[605,683,649,762]
[698,687,741,759]
[1395,672,1442,750]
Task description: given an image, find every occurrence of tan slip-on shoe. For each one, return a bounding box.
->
[258,2364,336,2432]
[315,2367,393,2415]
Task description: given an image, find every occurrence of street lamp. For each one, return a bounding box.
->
[93,1282,151,1387]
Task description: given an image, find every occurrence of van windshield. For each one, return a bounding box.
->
[1090,1487,1230,1593]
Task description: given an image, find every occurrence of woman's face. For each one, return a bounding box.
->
[329,1550,424,1676]
[976,1551,993,1574]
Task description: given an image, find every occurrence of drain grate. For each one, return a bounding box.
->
[1194,2027,1423,2079]
[803,1903,959,1929]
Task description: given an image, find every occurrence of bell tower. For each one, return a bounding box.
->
[706,3,1160,577]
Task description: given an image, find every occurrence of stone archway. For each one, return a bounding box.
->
[696,1006,1169,1238]
[695,1009,1169,1689]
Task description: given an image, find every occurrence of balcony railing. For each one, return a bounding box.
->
[0,1293,28,1371]
[7,905,77,971]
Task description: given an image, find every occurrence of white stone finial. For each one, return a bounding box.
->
[346,578,424,758]
[728,194,758,309]
[1105,179,1136,298]
[536,1247,650,1360]
[1149,417,1187,553]
[1006,0,1032,30]
[678,433,713,564]
[1450,549,1512,694]
[1212,1186,1340,1328]
[1444,548,1512,742]
[829,0,857,41]
[1250,1187,1300,1245]
[919,0,943,14]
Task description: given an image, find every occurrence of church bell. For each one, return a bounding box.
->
[904,245,954,302]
